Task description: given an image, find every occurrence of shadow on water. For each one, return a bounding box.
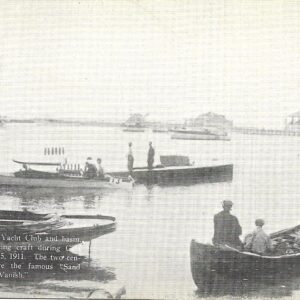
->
[194,267,300,298]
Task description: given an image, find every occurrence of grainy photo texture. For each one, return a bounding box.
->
[0,0,299,299]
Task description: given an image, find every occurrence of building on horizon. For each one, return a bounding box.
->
[184,112,233,131]
[123,113,146,128]
[285,111,300,133]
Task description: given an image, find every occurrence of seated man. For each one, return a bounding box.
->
[244,219,272,255]
[84,161,97,179]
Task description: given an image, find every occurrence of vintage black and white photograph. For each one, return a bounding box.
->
[0,0,299,299]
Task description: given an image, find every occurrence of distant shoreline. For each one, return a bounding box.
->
[4,119,297,136]
[5,119,123,127]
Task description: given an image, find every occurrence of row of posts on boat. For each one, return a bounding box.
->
[213,200,300,255]
[44,147,65,155]
[37,142,155,178]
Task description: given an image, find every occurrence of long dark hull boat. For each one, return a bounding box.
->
[109,164,233,185]
[0,210,116,251]
[190,225,300,290]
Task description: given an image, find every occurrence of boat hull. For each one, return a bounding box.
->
[171,133,230,141]
[109,164,233,185]
[152,128,168,133]
[123,128,145,132]
[0,214,116,251]
[0,174,132,190]
[190,240,300,290]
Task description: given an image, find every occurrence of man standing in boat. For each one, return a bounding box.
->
[213,200,243,248]
[127,142,134,175]
[96,158,105,179]
[147,142,155,169]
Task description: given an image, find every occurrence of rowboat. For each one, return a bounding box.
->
[0,210,116,251]
[109,156,233,185]
[190,224,300,290]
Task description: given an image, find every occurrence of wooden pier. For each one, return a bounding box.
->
[233,127,300,137]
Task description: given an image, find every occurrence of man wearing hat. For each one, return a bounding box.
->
[127,142,134,175]
[147,142,155,169]
[213,200,243,248]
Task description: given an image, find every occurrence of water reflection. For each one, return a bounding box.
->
[0,186,109,210]
[0,249,117,298]
[145,185,155,202]
[195,268,300,298]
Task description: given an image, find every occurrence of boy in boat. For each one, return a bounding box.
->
[147,142,155,169]
[213,200,243,249]
[244,219,272,255]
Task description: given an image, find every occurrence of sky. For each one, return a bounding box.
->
[0,0,299,128]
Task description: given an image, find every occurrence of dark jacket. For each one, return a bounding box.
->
[213,211,242,247]
[85,163,97,179]
[148,147,155,161]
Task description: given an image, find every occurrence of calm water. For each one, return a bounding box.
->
[0,123,299,299]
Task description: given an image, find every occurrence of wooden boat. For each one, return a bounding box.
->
[0,173,133,189]
[190,224,300,290]
[171,128,230,141]
[110,164,233,185]
[0,210,116,251]
[0,160,134,190]
[109,155,233,185]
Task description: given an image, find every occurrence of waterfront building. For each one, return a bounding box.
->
[285,111,300,133]
[184,112,233,131]
[123,113,146,127]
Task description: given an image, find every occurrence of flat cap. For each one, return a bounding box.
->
[255,219,265,226]
[222,200,233,207]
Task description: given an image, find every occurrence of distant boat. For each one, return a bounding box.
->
[123,126,145,132]
[171,127,230,141]
[190,224,300,290]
